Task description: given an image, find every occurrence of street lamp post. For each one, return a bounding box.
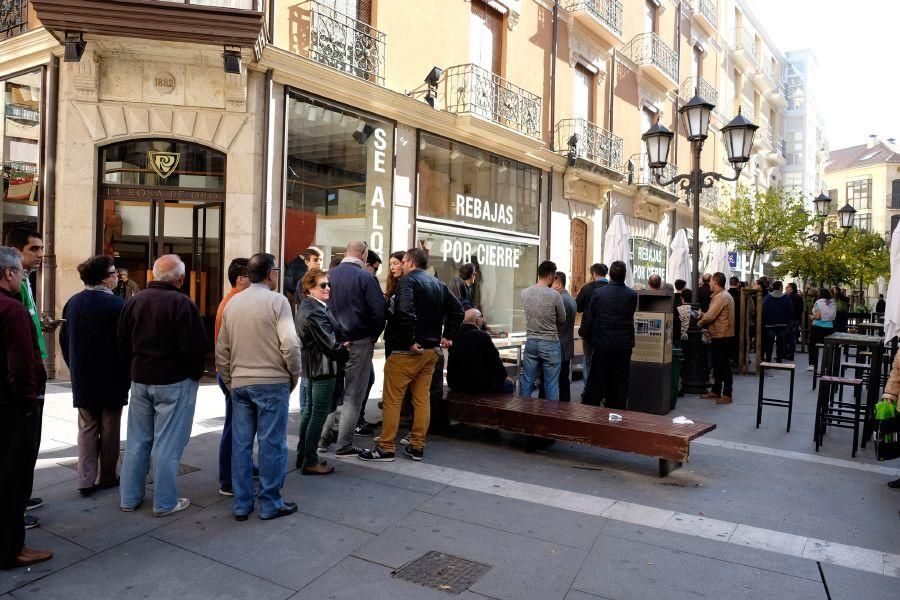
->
[641,93,758,393]
[807,192,856,287]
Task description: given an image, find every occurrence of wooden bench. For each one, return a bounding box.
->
[445,393,716,477]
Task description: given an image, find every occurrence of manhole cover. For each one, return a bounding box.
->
[58,450,199,484]
[393,551,491,595]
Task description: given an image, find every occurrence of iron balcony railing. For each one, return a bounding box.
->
[442,64,542,140]
[178,0,261,8]
[731,28,757,64]
[888,194,900,210]
[631,153,677,195]
[556,118,623,172]
[699,186,718,210]
[1,0,28,40]
[680,76,717,106]
[693,0,717,27]
[308,0,386,86]
[5,103,39,121]
[623,32,678,83]
[563,0,623,36]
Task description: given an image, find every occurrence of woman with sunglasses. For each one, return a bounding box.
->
[60,256,131,495]
[295,268,349,475]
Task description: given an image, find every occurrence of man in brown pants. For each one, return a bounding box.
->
[359,248,463,462]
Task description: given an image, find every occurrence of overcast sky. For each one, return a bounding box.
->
[750,0,897,151]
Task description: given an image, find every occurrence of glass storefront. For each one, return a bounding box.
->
[283,91,393,284]
[1,69,42,243]
[416,132,541,336]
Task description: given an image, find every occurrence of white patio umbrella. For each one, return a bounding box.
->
[704,241,732,282]
[604,212,633,287]
[667,229,691,286]
[884,227,900,343]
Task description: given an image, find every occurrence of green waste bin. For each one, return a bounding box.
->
[670,347,684,410]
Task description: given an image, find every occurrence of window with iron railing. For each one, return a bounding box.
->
[1,0,28,39]
[563,0,624,36]
[555,119,623,172]
[680,76,717,105]
[846,177,872,210]
[308,0,386,85]
[623,32,679,83]
[693,0,717,27]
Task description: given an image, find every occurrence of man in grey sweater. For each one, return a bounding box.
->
[216,253,302,522]
[519,261,566,400]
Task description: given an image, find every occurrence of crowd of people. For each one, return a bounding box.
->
[3,226,899,569]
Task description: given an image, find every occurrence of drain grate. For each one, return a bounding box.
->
[393,551,491,595]
[58,450,199,484]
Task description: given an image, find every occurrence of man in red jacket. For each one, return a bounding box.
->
[0,246,52,568]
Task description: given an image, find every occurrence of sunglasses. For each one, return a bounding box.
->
[317,281,331,290]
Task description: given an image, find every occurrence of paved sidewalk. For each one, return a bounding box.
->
[2,361,899,599]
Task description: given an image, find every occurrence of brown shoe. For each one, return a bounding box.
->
[301,461,335,476]
[717,396,733,404]
[700,392,721,399]
[14,547,53,567]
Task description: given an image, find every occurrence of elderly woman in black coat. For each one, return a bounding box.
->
[60,256,131,496]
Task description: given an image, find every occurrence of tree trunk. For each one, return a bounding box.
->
[747,251,758,284]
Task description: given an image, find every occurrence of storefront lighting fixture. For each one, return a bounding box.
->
[424,66,443,108]
[64,32,86,63]
[566,133,579,166]
[222,48,242,75]
[449,149,461,160]
[353,121,374,145]
[474,155,485,168]
[307,106,320,122]
[498,162,508,173]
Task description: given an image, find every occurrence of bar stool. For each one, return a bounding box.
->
[814,375,865,457]
[756,362,796,432]
[812,343,824,390]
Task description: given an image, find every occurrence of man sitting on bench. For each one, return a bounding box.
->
[447,308,515,394]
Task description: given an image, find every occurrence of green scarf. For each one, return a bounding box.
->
[19,279,47,360]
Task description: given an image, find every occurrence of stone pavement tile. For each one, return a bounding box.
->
[335,462,447,496]
[32,458,79,492]
[10,535,293,600]
[661,512,737,541]
[417,487,606,550]
[565,590,613,600]
[287,556,487,600]
[572,534,824,600]
[599,520,820,581]
[36,480,195,552]
[280,471,431,534]
[151,499,373,591]
[353,510,586,600]
[884,552,900,578]
[0,529,93,595]
[802,538,885,574]
[820,562,898,599]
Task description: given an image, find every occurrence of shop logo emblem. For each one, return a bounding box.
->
[148,151,180,179]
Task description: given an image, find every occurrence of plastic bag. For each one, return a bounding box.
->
[874,400,900,462]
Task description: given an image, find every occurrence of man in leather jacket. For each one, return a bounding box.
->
[359,248,463,462]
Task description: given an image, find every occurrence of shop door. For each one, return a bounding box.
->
[571,219,587,295]
[192,203,224,367]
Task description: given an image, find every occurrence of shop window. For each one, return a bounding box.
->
[283,92,393,284]
[416,132,540,335]
[1,69,42,243]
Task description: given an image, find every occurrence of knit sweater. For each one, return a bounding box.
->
[216,283,302,390]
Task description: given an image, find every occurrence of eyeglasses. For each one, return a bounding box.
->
[107,270,118,276]
[317,281,331,290]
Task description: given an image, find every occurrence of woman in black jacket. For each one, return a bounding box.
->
[60,256,131,495]
[295,268,349,475]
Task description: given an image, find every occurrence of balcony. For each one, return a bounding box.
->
[753,61,777,93]
[563,0,623,45]
[1,0,28,40]
[555,118,623,174]
[30,0,266,50]
[623,32,679,88]
[691,0,717,36]
[888,194,900,210]
[767,78,788,110]
[762,130,785,165]
[680,76,717,106]
[699,187,718,211]
[730,28,757,72]
[441,64,542,140]
[630,153,678,200]
[307,0,386,85]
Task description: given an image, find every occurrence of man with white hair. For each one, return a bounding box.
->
[117,254,208,516]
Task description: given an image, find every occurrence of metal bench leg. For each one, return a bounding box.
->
[787,369,795,433]
[756,366,765,428]
[658,459,683,478]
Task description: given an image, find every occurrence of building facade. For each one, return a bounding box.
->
[782,48,828,207]
[1,0,799,377]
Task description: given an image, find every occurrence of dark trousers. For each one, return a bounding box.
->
[558,360,571,402]
[355,366,376,429]
[429,351,448,432]
[1,406,33,567]
[710,337,735,397]
[787,320,798,360]
[764,325,789,362]
[584,349,632,409]
[808,325,832,368]
[24,393,43,503]
[297,378,336,468]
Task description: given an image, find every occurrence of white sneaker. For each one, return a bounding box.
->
[154,498,190,517]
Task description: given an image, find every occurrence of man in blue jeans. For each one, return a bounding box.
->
[117,255,208,517]
[519,261,566,400]
[216,253,302,521]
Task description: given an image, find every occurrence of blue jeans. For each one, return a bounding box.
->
[120,379,199,513]
[519,338,562,401]
[231,383,290,518]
